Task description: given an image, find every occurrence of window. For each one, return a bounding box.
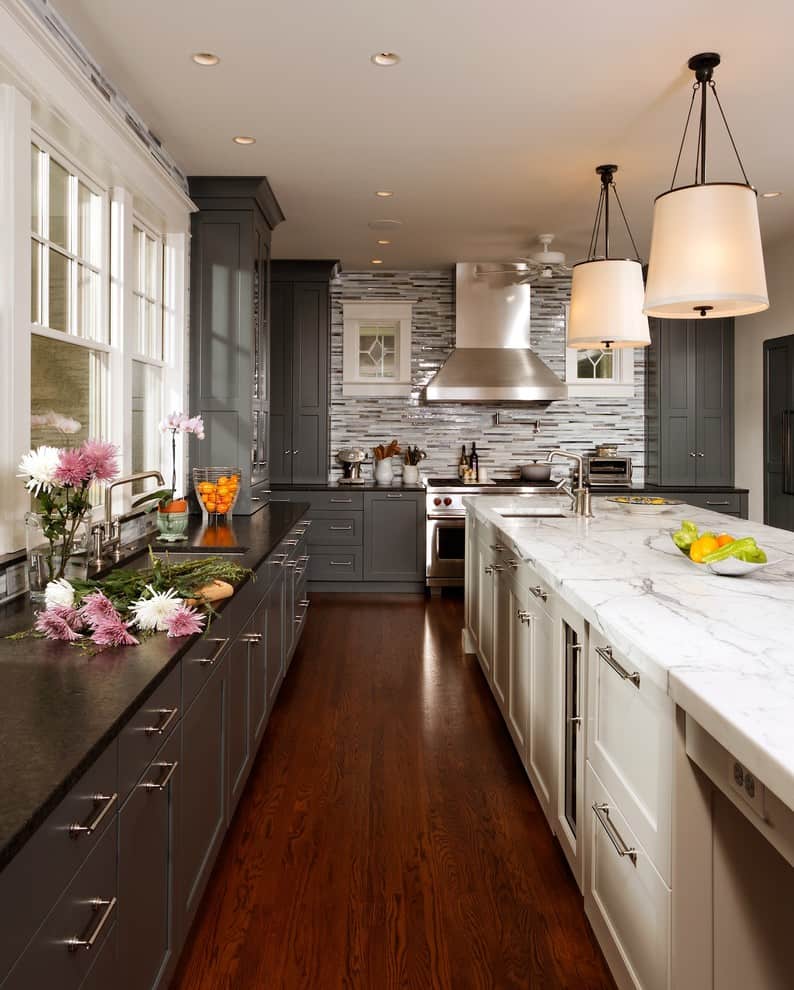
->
[563,305,636,397]
[342,301,412,397]
[133,223,163,359]
[30,141,109,451]
[131,360,163,487]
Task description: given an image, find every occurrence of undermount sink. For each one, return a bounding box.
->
[495,509,567,519]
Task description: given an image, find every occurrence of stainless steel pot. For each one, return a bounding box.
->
[519,461,552,482]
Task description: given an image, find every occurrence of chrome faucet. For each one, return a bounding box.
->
[544,449,593,517]
[91,470,166,563]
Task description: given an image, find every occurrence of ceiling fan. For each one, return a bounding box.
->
[474,234,571,284]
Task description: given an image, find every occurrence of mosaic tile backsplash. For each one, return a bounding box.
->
[329,270,646,483]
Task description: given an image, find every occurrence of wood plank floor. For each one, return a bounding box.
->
[170,592,615,990]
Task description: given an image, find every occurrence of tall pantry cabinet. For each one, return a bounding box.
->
[188,177,285,512]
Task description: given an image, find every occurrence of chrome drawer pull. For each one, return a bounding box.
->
[386,493,403,499]
[593,802,637,866]
[595,645,641,688]
[284,539,299,546]
[329,525,353,531]
[67,896,117,952]
[506,559,519,570]
[240,632,263,643]
[69,792,117,839]
[193,637,228,666]
[144,707,179,737]
[706,500,730,506]
[491,564,505,572]
[299,599,310,607]
[484,565,494,575]
[329,560,352,566]
[329,497,353,503]
[516,609,531,624]
[530,585,547,602]
[271,552,288,561]
[490,544,506,552]
[142,761,179,792]
[284,561,297,568]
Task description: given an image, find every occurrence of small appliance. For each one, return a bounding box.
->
[586,450,632,486]
[337,448,367,484]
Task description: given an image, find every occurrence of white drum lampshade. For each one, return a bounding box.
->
[567,258,651,349]
[644,183,768,318]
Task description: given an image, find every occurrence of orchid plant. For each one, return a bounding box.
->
[18,440,119,582]
[138,412,205,510]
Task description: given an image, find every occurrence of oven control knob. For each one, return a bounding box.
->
[443,497,452,506]
[433,497,442,506]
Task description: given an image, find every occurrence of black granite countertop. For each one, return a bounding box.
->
[0,501,307,871]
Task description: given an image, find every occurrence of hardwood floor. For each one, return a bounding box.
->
[170,592,615,990]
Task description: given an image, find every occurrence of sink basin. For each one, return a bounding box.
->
[495,509,566,519]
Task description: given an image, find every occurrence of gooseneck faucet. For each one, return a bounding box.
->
[544,449,593,517]
[91,470,166,563]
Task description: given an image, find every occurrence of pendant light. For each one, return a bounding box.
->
[567,165,650,350]
[644,53,768,319]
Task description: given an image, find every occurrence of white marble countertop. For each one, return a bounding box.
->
[465,493,794,812]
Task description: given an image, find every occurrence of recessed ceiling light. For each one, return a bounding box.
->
[371,258,384,265]
[761,191,783,198]
[377,239,391,245]
[375,190,394,198]
[191,52,220,66]
[233,135,256,145]
[370,52,400,67]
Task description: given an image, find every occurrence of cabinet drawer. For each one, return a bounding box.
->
[308,548,363,581]
[273,490,364,511]
[676,491,742,514]
[585,762,671,990]
[181,635,232,710]
[307,511,363,546]
[507,557,554,617]
[4,816,118,990]
[118,664,180,801]
[587,628,674,884]
[0,740,118,980]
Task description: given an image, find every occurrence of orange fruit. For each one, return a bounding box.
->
[690,534,719,563]
[716,533,734,547]
[160,498,188,513]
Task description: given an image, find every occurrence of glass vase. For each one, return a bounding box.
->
[25,511,89,602]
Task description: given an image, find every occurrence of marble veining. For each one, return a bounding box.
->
[466,494,794,811]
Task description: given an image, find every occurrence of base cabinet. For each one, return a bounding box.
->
[526,592,556,827]
[227,625,253,817]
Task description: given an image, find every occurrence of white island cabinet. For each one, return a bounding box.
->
[463,494,794,990]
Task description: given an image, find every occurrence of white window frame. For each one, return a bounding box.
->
[342,300,412,397]
[131,217,164,361]
[563,304,636,397]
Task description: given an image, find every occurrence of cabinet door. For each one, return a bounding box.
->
[227,623,252,817]
[476,543,494,677]
[363,492,425,581]
[249,600,269,745]
[658,319,698,485]
[695,318,734,486]
[491,566,511,713]
[177,652,228,939]
[507,584,531,757]
[118,730,180,990]
[266,569,285,710]
[527,604,556,826]
[269,280,293,484]
[291,282,329,485]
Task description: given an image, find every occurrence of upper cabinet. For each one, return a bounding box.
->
[270,261,338,486]
[188,177,284,512]
[645,317,734,487]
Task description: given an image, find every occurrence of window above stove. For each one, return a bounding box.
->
[342,300,412,397]
[563,305,636,398]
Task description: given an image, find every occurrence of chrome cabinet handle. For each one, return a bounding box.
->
[595,645,640,688]
[293,449,300,455]
[240,632,263,643]
[706,500,730,506]
[697,452,705,457]
[689,451,696,457]
[193,637,228,667]
[530,585,548,602]
[144,707,179,737]
[329,525,353,531]
[284,539,299,545]
[491,564,505,572]
[251,497,262,502]
[567,715,583,726]
[283,450,291,455]
[329,560,352,566]
[516,609,531,624]
[386,493,403,499]
[69,792,118,839]
[330,498,353,503]
[299,599,310,606]
[67,896,117,952]
[490,544,506,552]
[506,559,519,570]
[142,761,179,792]
[484,565,494,575]
[593,802,637,866]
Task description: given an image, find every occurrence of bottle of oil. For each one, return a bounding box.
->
[470,443,479,481]
[457,445,468,479]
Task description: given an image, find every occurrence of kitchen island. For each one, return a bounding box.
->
[464,493,794,990]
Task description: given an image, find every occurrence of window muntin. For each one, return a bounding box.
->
[133,223,163,359]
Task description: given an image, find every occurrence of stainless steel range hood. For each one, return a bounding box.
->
[425,263,567,402]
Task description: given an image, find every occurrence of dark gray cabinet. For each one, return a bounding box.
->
[177,649,228,940]
[270,261,338,486]
[646,317,734,487]
[764,334,794,530]
[227,624,252,817]
[118,728,180,990]
[266,566,285,710]
[364,491,425,581]
[188,177,284,511]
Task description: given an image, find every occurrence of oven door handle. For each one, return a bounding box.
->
[427,514,466,521]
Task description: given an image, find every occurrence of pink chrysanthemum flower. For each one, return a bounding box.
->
[91,614,140,647]
[54,447,90,487]
[164,605,206,638]
[80,440,119,483]
[35,608,82,642]
[48,604,85,633]
[79,590,120,629]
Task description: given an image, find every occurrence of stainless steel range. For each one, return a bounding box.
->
[425,477,565,588]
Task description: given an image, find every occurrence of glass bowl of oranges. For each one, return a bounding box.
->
[193,467,242,522]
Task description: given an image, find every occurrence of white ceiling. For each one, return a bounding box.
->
[52,0,794,270]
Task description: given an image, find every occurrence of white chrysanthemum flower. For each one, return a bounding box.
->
[17,445,61,496]
[129,585,184,632]
[44,578,76,609]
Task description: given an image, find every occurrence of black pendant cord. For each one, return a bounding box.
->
[670,84,698,190]
[611,184,643,262]
[586,167,642,263]
[587,185,606,259]
[709,80,751,185]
